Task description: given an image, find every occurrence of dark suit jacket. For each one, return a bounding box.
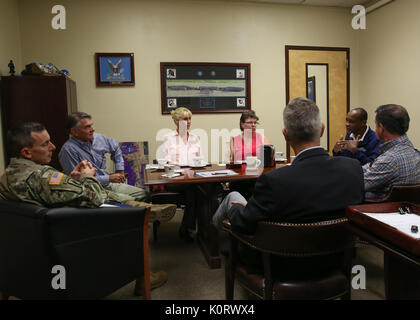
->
[228,147,365,235]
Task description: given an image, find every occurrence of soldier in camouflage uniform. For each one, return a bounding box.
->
[0,123,176,221]
[0,122,170,293]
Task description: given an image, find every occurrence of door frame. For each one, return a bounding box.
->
[285,45,350,160]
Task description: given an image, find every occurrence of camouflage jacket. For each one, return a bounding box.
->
[0,158,122,208]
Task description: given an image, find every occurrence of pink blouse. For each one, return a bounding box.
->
[232,132,264,162]
[162,131,202,166]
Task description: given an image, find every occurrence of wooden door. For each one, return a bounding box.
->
[285,46,349,158]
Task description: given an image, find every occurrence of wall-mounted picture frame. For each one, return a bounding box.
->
[160,62,251,114]
[307,76,316,103]
[95,52,135,87]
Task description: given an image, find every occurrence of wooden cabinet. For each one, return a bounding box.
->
[0,76,77,170]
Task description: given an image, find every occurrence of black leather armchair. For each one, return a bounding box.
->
[222,218,355,300]
[0,200,150,300]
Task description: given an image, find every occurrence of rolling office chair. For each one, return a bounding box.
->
[0,200,151,300]
[222,217,355,300]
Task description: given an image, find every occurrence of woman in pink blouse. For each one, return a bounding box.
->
[230,110,271,163]
[162,107,202,242]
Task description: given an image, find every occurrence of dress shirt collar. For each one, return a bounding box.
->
[295,146,324,158]
[350,125,369,142]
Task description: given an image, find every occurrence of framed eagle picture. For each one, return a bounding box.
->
[95,52,135,87]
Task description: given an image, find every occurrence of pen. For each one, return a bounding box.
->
[212,172,228,175]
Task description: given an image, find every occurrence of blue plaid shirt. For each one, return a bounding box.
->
[363,134,420,198]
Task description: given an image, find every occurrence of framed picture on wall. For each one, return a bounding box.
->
[160,62,251,114]
[307,76,316,103]
[95,52,135,87]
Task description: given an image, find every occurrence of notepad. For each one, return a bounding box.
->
[363,212,420,239]
[194,169,238,178]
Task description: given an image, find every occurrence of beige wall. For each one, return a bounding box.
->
[359,0,420,146]
[15,0,360,164]
[0,0,22,170]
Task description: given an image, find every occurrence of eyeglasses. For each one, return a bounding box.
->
[244,121,258,125]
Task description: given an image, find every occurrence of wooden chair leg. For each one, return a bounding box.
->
[225,257,234,299]
[341,289,351,300]
[0,292,9,300]
[153,220,160,241]
[225,235,238,300]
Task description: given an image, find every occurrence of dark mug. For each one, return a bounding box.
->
[260,145,275,168]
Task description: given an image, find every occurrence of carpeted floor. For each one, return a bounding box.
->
[107,209,385,300]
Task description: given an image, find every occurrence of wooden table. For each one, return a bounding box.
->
[145,163,284,268]
[346,202,420,299]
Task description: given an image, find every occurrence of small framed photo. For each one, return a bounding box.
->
[95,52,135,87]
[236,69,245,78]
[167,68,176,78]
[237,98,245,107]
[307,76,316,103]
[168,98,177,108]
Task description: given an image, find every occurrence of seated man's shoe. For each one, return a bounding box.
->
[150,203,177,222]
[123,201,176,223]
[134,270,168,296]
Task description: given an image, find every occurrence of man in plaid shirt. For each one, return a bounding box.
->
[363,104,420,199]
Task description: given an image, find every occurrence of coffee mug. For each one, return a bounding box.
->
[246,156,261,170]
[192,157,203,166]
[157,158,168,166]
[164,164,176,177]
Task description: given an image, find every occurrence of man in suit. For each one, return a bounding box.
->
[213,97,365,235]
[333,107,381,165]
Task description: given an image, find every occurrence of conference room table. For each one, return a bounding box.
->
[346,202,420,299]
[144,162,285,268]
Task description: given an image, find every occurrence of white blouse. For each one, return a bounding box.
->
[162,131,202,166]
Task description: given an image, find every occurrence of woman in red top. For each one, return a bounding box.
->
[230,110,271,162]
[229,110,271,200]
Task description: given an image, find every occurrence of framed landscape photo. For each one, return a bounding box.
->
[95,52,135,87]
[160,62,251,114]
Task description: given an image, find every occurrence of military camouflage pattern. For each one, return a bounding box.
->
[0,158,114,208]
[0,158,176,220]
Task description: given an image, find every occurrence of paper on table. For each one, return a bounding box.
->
[194,169,238,178]
[100,203,119,207]
[363,212,420,239]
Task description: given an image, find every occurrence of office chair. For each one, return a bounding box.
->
[150,159,185,241]
[365,184,420,204]
[0,200,151,300]
[222,217,355,300]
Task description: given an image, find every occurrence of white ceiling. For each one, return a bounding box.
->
[228,0,373,8]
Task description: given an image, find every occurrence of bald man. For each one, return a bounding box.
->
[333,108,381,165]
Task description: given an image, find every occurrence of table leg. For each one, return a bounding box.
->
[196,183,221,269]
[384,251,420,299]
